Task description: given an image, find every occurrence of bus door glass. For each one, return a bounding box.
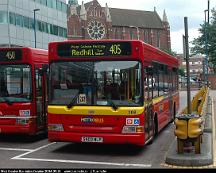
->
[35,66,45,129]
[144,65,154,141]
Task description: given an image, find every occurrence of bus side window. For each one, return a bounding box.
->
[144,66,153,100]
[153,64,159,98]
[158,72,163,96]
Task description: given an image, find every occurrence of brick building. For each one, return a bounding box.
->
[67,0,171,51]
[177,54,205,79]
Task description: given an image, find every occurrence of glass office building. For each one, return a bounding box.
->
[0,0,67,49]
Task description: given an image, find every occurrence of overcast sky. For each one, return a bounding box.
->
[72,0,216,53]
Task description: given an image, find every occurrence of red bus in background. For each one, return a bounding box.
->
[48,40,179,146]
[0,47,48,135]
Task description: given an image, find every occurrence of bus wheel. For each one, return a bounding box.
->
[154,114,158,136]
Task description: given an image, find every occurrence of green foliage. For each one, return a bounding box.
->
[191,8,216,72]
[178,68,185,76]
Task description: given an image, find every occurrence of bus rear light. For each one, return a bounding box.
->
[122,126,144,134]
[48,124,64,131]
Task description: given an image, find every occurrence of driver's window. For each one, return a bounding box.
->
[144,66,153,101]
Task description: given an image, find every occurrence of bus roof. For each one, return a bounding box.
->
[0,47,48,64]
[142,42,179,68]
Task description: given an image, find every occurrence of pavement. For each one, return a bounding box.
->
[165,92,214,167]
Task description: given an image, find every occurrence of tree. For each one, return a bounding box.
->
[178,68,185,76]
[191,8,216,72]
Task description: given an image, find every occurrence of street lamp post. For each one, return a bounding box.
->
[129,26,140,40]
[204,9,209,85]
[33,9,40,48]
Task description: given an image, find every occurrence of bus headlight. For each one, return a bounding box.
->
[122,126,144,133]
[48,124,64,131]
[16,118,29,125]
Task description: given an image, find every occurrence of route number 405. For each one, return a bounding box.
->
[109,44,122,55]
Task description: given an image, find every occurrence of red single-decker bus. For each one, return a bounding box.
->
[0,47,48,135]
[48,40,179,146]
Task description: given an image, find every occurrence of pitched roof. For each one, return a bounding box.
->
[109,8,164,29]
[74,1,164,29]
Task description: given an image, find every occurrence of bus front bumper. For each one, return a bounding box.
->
[48,131,145,146]
[0,125,35,135]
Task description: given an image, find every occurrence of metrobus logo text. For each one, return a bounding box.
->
[81,117,104,124]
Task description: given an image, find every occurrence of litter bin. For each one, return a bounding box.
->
[174,114,203,154]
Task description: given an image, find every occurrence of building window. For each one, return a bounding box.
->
[157,31,160,48]
[144,30,148,43]
[62,3,67,12]
[9,12,16,25]
[5,10,67,38]
[57,1,62,11]
[36,21,43,32]
[23,16,30,28]
[130,30,133,39]
[90,10,93,16]
[47,0,53,8]
[30,18,34,29]
[53,25,58,36]
[81,28,85,38]
[31,0,66,13]
[58,27,63,37]
[0,11,8,24]
[16,14,23,27]
[53,0,57,9]
[73,27,76,36]
[41,0,47,6]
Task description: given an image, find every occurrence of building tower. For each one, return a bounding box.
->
[162,10,171,50]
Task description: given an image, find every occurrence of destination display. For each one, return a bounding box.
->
[0,49,22,62]
[57,42,132,57]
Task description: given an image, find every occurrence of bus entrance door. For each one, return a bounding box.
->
[144,66,154,142]
[35,67,45,132]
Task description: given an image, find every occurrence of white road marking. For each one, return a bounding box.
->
[13,157,152,168]
[212,98,216,166]
[9,142,151,168]
[12,142,56,159]
[0,147,33,152]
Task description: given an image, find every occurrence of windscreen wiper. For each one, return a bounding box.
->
[3,97,13,105]
[67,93,79,109]
[107,99,118,111]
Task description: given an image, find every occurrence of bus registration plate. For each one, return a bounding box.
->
[81,137,103,143]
